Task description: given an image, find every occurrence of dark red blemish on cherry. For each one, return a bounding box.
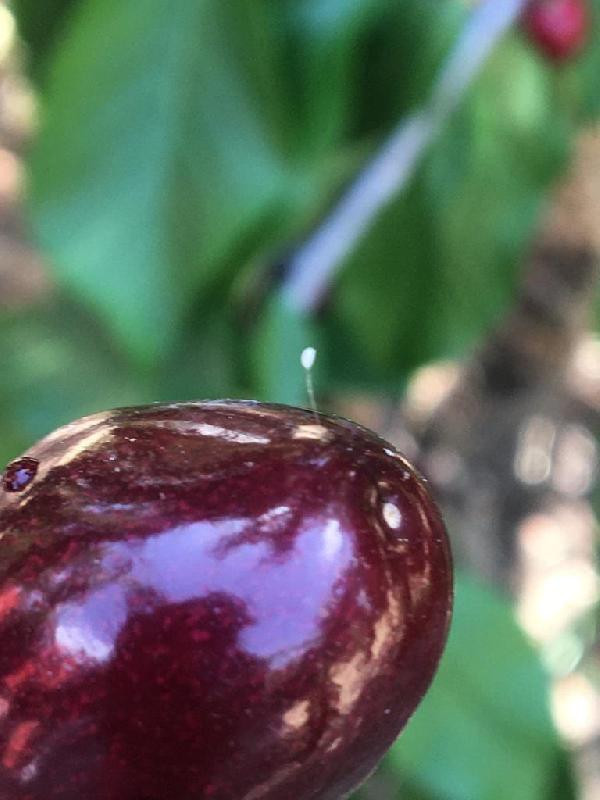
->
[0,401,452,800]
[2,458,39,493]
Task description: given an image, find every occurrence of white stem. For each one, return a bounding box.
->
[281,0,530,314]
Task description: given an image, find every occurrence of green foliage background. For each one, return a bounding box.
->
[3,0,600,797]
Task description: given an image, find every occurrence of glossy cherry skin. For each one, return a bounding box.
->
[0,401,452,800]
[522,0,588,61]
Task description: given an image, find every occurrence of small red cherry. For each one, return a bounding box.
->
[522,0,589,62]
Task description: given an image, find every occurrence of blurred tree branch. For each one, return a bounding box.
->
[281,0,529,313]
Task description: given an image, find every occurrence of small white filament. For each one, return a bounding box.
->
[301,347,317,371]
[301,347,318,414]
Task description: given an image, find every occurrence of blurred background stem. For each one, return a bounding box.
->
[280,0,529,314]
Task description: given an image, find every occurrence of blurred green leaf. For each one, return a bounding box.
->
[542,0,600,124]
[158,294,242,403]
[250,293,320,406]
[12,0,80,79]
[327,34,573,386]
[23,0,478,377]
[0,292,247,468]
[17,0,600,395]
[382,574,576,800]
[283,0,388,155]
[421,35,571,360]
[28,0,293,366]
[325,178,432,387]
[354,0,465,137]
[0,298,153,467]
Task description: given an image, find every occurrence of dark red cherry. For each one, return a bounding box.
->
[0,401,452,800]
[522,0,588,61]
